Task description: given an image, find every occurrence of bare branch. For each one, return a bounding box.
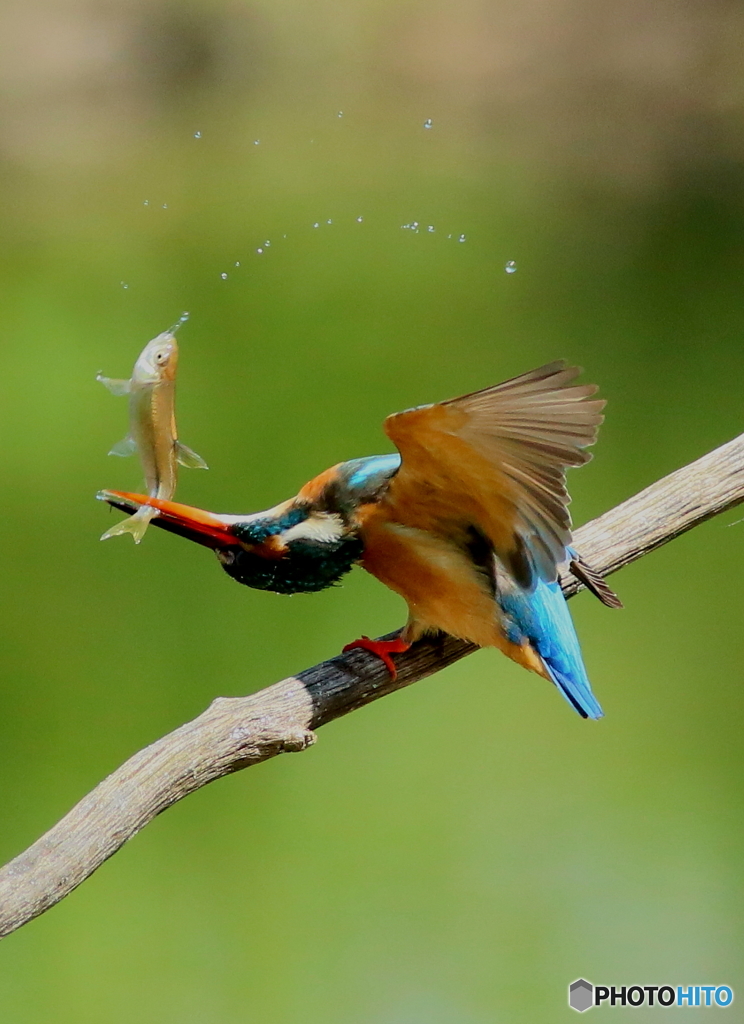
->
[2,431,744,938]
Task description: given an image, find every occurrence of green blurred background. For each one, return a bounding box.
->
[1,1,743,1020]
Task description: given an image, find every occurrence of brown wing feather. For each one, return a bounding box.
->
[568,553,623,609]
[382,361,604,588]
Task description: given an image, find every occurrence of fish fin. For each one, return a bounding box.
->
[97,373,131,396]
[100,506,155,544]
[568,551,623,609]
[108,436,136,458]
[175,441,209,470]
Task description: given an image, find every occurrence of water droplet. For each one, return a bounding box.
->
[356,216,363,223]
[256,248,263,254]
[337,111,343,118]
[428,225,435,232]
[326,219,332,225]
[423,118,433,129]
[505,260,517,274]
[447,234,452,239]
[283,234,287,239]
[234,261,241,267]
[162,203,168,209]
[458,234,466,243]
[264,240,271,247]
[143,200,149,206]
[221,272,228,280]
[313,222,319,228]
[254,139,260,145]
[194,131,202,139]
[412,221,419,228]
[120,281,129,289]
[169,311,191,333]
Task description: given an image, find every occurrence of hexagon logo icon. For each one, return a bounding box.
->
[569,978,594,1012]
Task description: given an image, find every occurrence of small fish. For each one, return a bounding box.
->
[97,331,207,543]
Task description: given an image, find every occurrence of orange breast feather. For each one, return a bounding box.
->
[358,502,501,649]
[358,502,549,675]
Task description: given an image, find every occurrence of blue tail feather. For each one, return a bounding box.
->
[499,578,603,719]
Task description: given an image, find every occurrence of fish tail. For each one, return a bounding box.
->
[100,506,156,544]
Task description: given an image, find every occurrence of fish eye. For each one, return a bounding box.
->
[155,350,169,363]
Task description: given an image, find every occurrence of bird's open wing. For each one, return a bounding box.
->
[381,361,604,589]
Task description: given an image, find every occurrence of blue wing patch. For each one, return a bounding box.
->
[499,578,603,719]
[340,454,402,501]
[346,454,401,490]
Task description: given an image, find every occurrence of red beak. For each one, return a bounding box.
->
[97,490,237,549]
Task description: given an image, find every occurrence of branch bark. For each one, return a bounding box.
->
[3,431,744,938]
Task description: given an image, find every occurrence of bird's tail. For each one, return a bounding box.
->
[542,652,604,720]
[531,580,604,719]
[498,575,604,719]
[100,505,156,544]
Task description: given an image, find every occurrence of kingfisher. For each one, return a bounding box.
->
[99,361,620,718]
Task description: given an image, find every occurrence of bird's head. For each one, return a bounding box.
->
[99,454,401,594]
[97,489,364,594]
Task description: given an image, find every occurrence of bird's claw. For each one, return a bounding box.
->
[342,635,412,680]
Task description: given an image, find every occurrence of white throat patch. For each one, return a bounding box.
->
[281,513,344,545]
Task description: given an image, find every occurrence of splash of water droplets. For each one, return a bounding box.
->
[169,311,190,333]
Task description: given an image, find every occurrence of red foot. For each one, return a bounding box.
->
[342,635,412,680]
